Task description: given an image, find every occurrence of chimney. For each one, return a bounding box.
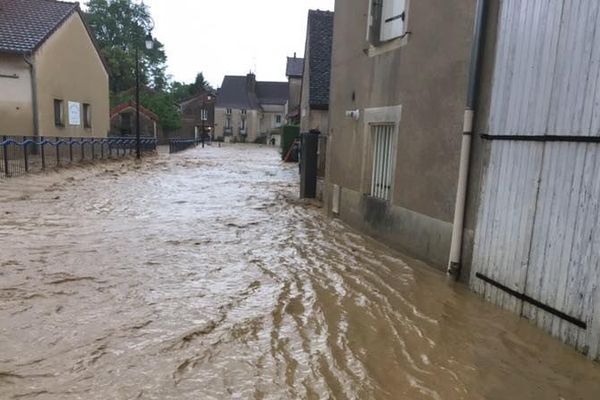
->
[246,72,256,93]
[294,52,297,59]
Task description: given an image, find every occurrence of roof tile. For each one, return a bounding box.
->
[0,0,78,53]
[307,10,334,109]
[216,75,287,109]
[286,56,304,78]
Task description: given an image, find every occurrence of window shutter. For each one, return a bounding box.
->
[380,0,406,42]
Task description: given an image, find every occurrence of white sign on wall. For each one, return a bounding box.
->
[68,101,81,125]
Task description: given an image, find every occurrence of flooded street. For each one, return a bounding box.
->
[1,144,599,399]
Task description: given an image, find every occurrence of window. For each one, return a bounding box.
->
[201,109,207,121]
[225,117,231,128]
[371,124,395,200]
[369,0,407,45]
[241,118,246,130]
[275,115,282,124]
[54,99,64,126]
[241,109,247,115]
[226,108,232,115]
[83,103,92,128]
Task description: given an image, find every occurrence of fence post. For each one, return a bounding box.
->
[91,141,95,160]
[81,139,84,161]
[56,137,60,167]
[101,140,105,159]
[40,136,45,170]
[2,136,9,177]
[69,137,73,163]
[23,136,29,172]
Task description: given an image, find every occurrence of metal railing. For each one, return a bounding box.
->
[0,135,157,179]
[169,138,198,154]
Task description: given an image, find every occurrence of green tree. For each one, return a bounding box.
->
[192,72,213,93]
[171,73,214,102]
[85,0,168,92]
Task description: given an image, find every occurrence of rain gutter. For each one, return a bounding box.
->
[23,53,40,137]
[447,0,488,278]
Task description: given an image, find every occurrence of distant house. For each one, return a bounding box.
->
[214,73,288,143]
[176,92,215,141]
[300,10,334,135]
[0,0,110,138]
[286,54,304,125]
[110,101,160,139]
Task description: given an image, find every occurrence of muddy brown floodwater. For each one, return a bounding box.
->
[1,145,600,400]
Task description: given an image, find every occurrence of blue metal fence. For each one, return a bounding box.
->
[0,135,157,178]
[169,138,200,154]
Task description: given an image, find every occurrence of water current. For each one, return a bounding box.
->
[1,145,599,399]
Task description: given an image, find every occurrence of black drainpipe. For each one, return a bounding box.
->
[447,0,488,278]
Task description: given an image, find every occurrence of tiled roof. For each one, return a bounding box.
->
[306,10,334,109]
[0,0,79,53]
[216,75,260,109]
[256,81,288,105]
[286,56,304,78]
[110,101,159,122]
[216,75,288,109]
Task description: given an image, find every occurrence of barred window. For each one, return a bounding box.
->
[371,124,395,200]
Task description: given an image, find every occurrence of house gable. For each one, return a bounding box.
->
[33,11,110,137]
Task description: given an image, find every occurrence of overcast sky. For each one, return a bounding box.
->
[142,0,335,88]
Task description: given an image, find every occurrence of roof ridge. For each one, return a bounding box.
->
[308,9,334,14]
[257,80,288,84]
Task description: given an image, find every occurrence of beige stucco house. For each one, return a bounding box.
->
[0,0,110,138]
[214,73,287,143]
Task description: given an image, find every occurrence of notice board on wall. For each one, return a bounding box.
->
[68,101,81,126]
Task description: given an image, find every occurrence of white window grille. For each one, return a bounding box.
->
[371,124,395,200]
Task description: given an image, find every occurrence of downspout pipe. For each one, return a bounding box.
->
[23,54,39,137]
[447,0,488,277]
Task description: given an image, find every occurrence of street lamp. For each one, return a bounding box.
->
[135,28,154,159]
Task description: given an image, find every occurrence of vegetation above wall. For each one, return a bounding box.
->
[85,0,213,131]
